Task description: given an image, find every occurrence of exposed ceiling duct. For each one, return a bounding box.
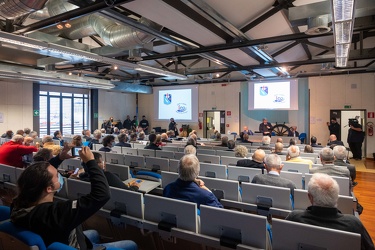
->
[0,0,48,19]
[36,0,161,50]
[305,15,331,35]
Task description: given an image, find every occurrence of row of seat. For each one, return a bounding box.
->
[58,179,360,250]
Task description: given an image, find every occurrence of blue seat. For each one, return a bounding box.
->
[0,221,75,250]
[0,205,10,221]
[299,133,307,144]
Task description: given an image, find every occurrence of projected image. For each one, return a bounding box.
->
[158,89,192,120]
[253,81,290,109]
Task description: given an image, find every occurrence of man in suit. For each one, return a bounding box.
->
[144,133,161,150]
[163,154,223,209]
[327,134,344,147]
[309,147,350,179]
[287,126,299,137]
[115,133,131,148]
[259,118,273,137]
[286,173,374,250]
[252,154,296,189]
[236,147,265,173]
[310,136,323,148]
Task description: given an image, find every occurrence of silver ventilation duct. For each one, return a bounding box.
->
[37,0,161,49]
[305,15,331,35]
[0,0,48,19]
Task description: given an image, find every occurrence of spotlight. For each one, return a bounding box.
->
[56,23,64,30]
[113,65,118,70]
[64,21,71,28]
[216,73,220,77]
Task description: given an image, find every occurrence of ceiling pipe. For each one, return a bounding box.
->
[0,0,48,19]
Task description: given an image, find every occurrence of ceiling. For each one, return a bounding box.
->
[0,0,374,92]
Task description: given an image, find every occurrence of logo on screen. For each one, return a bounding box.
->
[164,93,172,105]
[176,103,187,114]
[260,86,268,96]
[273,94,285,103]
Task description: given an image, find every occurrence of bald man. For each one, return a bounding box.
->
[236,149,266,173]
[327,134,344,147]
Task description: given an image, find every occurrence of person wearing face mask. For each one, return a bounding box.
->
[98,135,115,152]
[0,134,37,168]
[10,146,138,250]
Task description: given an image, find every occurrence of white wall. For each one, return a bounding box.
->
[309,73,375,158]
[0,80,33,133]
[138,82,241,138]
[97,90,137,129]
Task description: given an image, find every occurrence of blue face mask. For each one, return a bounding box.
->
[54,173,64,193]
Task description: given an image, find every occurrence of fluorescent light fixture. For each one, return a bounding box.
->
[0,31,47,50]
[135,64,187,80]
[331,0,356,67]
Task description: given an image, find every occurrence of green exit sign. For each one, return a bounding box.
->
[344,105,351,109]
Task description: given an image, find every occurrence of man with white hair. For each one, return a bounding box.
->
[252,154,296,189]
[163,154,222,208]
[333,145,357,186]
[0,134,37,168]
[42,135,61,156]
[286,173,374,250]
[258,136,272,150]
[309,147,350,179]
[286,145,313,168]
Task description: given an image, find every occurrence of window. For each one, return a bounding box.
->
[39,91,89,136]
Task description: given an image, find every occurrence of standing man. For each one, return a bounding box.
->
[259,118,273,137]
[327,117,341,141]
[131,116,137,132]
[139,115,149,134]
[123,115,132,130]
[347,118,364,160]
[168,118,178,136]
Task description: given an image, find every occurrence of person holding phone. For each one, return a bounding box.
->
[11,147,138,249]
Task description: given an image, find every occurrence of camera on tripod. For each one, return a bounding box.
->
[348,118,359,127]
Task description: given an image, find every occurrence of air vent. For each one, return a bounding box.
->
[305,15,331,35]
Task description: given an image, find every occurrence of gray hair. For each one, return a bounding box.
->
[227,140,235,149]
[117,133,127,142]
[184,145,196,155]
[42,135,53,144]
[262,136,271,145]
[287,145,300,158]
[11,134,24,142]
[308,173,339,207]
[320,147,335,162]
[333,145,347,160]
[234,145,248,157]
[178,154,200,181]
[93,129,102,138]
[264,154,282,170]
[274,142,284,152]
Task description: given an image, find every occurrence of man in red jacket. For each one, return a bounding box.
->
[0,134,37,168]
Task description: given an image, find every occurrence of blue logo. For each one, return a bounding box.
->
[164,93,172,105]
[273,95,285,103]
[176,103,187,114]
[260,86,268,96]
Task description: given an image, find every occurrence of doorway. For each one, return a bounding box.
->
[330,109,366,158]
[203,110,225,139]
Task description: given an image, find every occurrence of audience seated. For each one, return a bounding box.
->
[236,147,265,172]
[78,152,139,191]
[129,132,138,142]
[144,134,161,150]
[226,140,235,151]
[327,134,344,147]
[241,133,253,144]
[42,135,61,156]
[214,132,222,141]
[273,142,286,155]
[99,135,115,152]
[333,145,357,186]
[1,130,13,139]
[310,147,350,179]
[252,154,296,189]
[163,154,223,209]
[71,135,83,147]
[11,147,138,249]
[286,145,313,168]
[24,128,31,137]
[287,126,299,137]
[304,145,314,153]
[161,133,172,143]
[217,135,229,147]
[88,130,101,149]
[243,126,254,135]
[137,132,145,141]
[0,135,37,168]
[310,136,323,148]
[184,145,197,155]
[82,130,92,142]
[115,133,131,148]
[286,173,374,250]
[258,136,272,150]
[53,130,64,146]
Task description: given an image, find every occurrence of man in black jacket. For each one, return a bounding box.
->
[11,147,137,249]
